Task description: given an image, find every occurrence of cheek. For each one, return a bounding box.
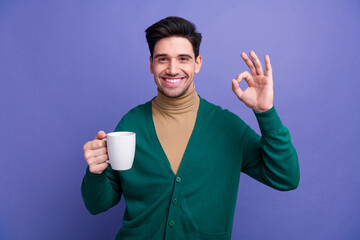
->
[153,66,166,76]
[187,67,196,76]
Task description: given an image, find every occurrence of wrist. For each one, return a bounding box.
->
[253,104,274,113]
[254,106,283,133]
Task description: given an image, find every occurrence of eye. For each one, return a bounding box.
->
[157,57,168,62]
[179,57,189,62]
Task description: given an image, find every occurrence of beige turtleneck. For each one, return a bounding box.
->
[152,87,200,175]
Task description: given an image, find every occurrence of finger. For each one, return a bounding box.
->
[95,130,107,140]
[87,153,109,165]
[265,54,272,78]
[241,52,257,76]
[249,51,265,76]
[83,141,91,152]
[89,162,109,174]
[86,147,107,159]
[232,79,244,99]
[236,71,255,86]
[89,139,107,150]
[94,154,109,164]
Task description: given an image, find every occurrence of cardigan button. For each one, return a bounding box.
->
[169,220,175,227]
[172,198,178,205]
[176,176,181,183]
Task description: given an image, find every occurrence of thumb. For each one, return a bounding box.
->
[232,79,243,100]
[95,130,107,140]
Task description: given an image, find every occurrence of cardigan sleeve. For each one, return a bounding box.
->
[81,112,134,214]
[81,165,122,215]
[241,106,300,191]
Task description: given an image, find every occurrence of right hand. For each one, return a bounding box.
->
[231,51,274,113]
[83,130,109,174]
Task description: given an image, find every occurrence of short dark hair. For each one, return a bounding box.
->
[145,16,202,59]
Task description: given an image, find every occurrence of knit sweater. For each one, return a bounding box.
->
[152,87,199,175]
[81,96,300,240]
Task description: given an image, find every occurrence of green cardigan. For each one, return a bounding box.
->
[81,97,300,240]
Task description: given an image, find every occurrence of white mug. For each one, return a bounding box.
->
[103,132,136,171]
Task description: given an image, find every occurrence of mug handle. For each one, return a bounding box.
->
[101,138,110,164]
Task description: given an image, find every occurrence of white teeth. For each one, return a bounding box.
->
[164,78,181,83]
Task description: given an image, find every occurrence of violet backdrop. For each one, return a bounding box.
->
[1,0,360,239]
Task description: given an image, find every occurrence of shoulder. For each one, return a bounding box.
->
[124,101,151,118]
[199,97,245,125]
[198,96,251,143]
[114,100,152,131]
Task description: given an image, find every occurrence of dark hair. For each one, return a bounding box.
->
[145,16,202,59]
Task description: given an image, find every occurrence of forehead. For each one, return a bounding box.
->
[153,36,194,57]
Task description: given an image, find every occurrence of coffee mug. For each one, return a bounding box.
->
[103,132,136,171]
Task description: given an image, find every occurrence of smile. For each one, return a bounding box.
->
[160,77,186,86]
[164,78,183,83]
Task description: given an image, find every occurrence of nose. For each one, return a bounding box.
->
[167,59,179,76]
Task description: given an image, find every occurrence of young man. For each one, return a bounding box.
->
[81,16,300,239]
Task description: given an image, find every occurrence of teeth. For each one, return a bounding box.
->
[164,78,182,83]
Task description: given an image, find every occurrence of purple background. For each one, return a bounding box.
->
[1,0,359,239]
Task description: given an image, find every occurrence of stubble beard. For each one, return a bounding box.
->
[158,83,192,98]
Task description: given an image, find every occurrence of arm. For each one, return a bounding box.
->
[81,131,122,214]
[241,107,300,191]
[232,51,300,190]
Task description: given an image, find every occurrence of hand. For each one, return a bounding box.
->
[232,51,274,113]
[83,131,109,174]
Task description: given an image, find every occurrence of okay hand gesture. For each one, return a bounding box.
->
[232,51,274,113]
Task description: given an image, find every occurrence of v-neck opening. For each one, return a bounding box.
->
[147,96,203,179]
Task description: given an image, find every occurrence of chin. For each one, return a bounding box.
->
[160,88,187,98]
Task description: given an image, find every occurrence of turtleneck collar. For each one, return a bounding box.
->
[153,85,200,113]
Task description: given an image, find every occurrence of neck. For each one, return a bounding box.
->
[154,85,199,113]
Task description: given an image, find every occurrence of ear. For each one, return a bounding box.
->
[149,56,154,74]
[194,55,202,74]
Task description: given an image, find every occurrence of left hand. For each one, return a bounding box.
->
[232,51,274,113]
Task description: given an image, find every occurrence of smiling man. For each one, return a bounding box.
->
[81,16,300,239]
[150,36,202,98]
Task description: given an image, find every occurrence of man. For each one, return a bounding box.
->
[81,16,300,239]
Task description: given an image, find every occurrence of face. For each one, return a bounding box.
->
[150,36,202,98]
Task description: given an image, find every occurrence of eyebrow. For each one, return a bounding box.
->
[153,54,168,59]
[153,54,193,59]
[179,54,193,59]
